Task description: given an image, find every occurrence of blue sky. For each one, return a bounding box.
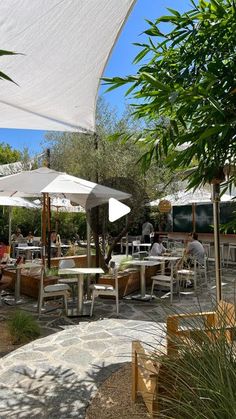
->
[0,0,191,156]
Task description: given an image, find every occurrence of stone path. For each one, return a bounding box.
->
[0,264,235,418]
[0,319,164,418]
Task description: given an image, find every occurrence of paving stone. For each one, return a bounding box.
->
[0,267,235,418]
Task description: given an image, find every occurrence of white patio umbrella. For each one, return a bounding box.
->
[0,167,131,264]
[0,196,39,244]
[50,197,84,214]
[34,196,85,233]
[0,167,130,203]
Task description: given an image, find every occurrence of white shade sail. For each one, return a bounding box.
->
[0,0,136,132]
[0,167,131,209]
[149,188,234,207]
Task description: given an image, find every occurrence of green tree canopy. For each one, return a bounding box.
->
[0,142,21,164]
[104,0,236,188]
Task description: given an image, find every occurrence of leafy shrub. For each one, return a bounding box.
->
[45,267,58,277]
[7,310,41,344]
[118,255,133,271]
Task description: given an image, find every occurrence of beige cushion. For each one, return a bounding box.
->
[90,284,114,291]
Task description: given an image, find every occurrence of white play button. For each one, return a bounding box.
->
[109,198,130,222]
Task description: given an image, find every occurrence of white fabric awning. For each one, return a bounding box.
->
[0,167,131,210]
[0,0,136,133]
[149,188,234,207]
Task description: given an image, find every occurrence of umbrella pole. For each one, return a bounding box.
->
[212,183,222,302]
[47,195,51,269]
[8,207,12,246]
[86,211,91,268]
[86,211,91,297]
[42,193,48,267]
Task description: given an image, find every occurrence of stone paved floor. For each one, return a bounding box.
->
[0,264,235,418]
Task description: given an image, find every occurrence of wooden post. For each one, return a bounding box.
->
[42,193,47,266]
[132,341,139,402]
[212,183,222,302]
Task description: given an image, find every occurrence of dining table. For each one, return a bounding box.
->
[147,255,182,274]
[3,262,41,305]
[125,259,162,300]
[16,245,42,259]
[58,267,104,316]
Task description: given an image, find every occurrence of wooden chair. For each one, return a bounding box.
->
[132,300,235,417]
[132,340,166,418]
[37,264,70,315]
[150,261,177,303]
[58,258,77,301]
[166,300,235,356]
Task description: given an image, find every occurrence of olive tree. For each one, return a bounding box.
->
[104,0,236,187]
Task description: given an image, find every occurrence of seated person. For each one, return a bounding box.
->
[26,231,34,245]
[150,233,166,256]
[11,227,23,243]
[185,232,205,265]
[50,230,61,257]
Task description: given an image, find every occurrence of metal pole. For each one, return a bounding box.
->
[8,207,12,246]
[212,183,222,302]
[42,193,47,267]
[86,211,91,268]
[86,211,91,298]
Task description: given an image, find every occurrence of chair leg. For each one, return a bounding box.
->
[193,272,197,290]
[116,292,119,316]
[90,292,95,317]
[170,280,173,304]
[63,294,68,315]
[38,293,43,316]
[150,280,155,298]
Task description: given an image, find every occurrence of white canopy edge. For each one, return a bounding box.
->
[0,0,136,133]
[0,167,131,210]
[149,187,235,207]
[0,196,38,208]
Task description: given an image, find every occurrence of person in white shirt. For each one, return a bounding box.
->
[185,232,205,265]
[150,233,166,256]
[142,221,154,243]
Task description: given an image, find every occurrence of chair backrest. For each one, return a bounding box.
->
[59,258,76,269]
[23,263,44,299]
[217,301,235,327]
[110,264,118,291]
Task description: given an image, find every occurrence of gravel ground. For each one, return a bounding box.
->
[85,363,150,419]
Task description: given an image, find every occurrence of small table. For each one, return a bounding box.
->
[147,255,181,274]
[58,267,104,316]
[125,260,161,300]
[16,246,42,259]
[3,262,40,305]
